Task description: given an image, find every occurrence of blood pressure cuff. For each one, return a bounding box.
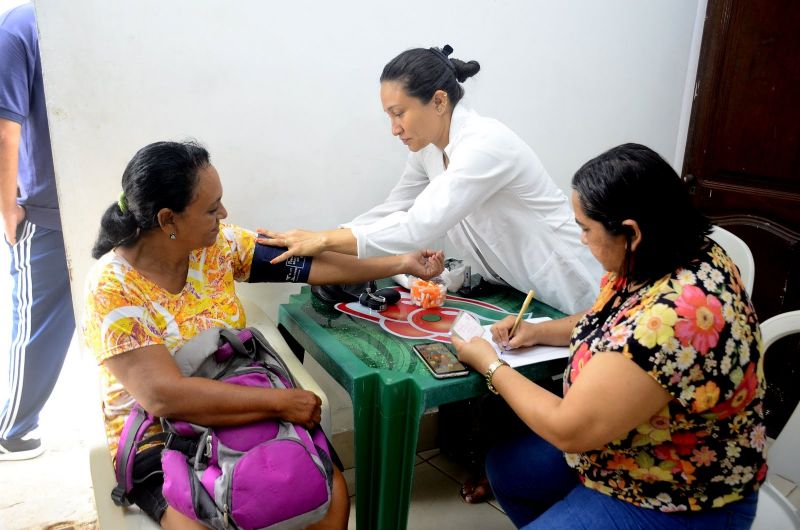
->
[249,244,312,283]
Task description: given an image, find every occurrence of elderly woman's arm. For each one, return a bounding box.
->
[452,337,672,453]
[104,344,322,430]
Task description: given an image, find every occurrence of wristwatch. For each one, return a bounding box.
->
[484,358,510,395]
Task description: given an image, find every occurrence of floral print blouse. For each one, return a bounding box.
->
[564,240,767,512]
[83,224,255,457]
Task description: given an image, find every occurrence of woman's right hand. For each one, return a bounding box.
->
[1,204,25,245]
[278,388,323,430]
[256,228,328,264]
[256,227,359,264]
[490,316,538,350]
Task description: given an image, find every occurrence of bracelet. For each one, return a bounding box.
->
[484,358,510,395]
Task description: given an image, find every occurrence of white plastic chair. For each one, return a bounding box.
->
[709,225,755,296]
[88,298,330,529]
[752,310,800,529]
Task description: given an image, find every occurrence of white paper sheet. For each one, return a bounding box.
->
[482,317,570,368]
[450,311,485,341]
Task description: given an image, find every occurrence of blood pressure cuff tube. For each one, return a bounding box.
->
[249,244,312,283]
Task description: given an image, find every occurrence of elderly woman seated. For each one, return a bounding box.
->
[82,141,443,529]
[453,143,766,529]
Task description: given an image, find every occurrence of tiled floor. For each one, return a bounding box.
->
[306,353,514,529]
[340,449,514,530]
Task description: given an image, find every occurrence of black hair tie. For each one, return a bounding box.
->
[429,44,456,72]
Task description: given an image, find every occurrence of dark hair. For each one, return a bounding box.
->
[380,44,480,106]
[91,141,210,258]
[571,143,711,285]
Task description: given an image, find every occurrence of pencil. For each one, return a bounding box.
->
[509,290,535,339]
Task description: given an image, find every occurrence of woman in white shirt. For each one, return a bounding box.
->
[261,45,601,315]
[261,44,604,504]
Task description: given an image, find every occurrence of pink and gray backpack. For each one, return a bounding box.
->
[112,327,334,530]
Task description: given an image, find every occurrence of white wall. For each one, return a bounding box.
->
[32,0,702,325]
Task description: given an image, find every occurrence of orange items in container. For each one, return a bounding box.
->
[410,278,447,309]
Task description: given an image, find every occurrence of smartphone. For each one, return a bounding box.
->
[412,342,469,379]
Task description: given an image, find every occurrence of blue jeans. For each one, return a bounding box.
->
[485,432,758,529]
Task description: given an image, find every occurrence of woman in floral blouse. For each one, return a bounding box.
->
[83,141,444,529]
[453,143,766,529]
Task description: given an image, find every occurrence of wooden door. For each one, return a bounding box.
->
[682,0,800,436]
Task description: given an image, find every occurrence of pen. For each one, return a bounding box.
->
[509,290,535,339]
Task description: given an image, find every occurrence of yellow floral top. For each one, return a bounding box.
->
[82,224,255,456]
[564,240,767,511]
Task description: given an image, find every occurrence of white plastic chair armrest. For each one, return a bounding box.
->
[89,442,126,529]
[752,481,800,529]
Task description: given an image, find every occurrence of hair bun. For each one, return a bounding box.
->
[451,59,481,83]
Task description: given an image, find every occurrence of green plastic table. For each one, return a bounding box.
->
[277,282,566,530]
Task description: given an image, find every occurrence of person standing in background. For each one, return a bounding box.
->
[0,2,75,460]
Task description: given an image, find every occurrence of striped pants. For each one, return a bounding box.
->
[0,220,74,440]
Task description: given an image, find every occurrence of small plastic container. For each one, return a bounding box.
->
[410,277,447,309]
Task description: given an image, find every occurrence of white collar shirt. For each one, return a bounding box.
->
[349,105,602,314]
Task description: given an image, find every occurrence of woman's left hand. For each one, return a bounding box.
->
[451,335,499,373]
[402,249,445,279]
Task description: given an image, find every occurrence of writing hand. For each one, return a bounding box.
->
[491,316,538,350]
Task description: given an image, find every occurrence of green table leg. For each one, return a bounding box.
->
[352,374,424,530]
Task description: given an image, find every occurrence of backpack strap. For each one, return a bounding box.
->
[112,404,157,506]
[173,327,255,379]
[216,328,254,362]
[249,327,299,389]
